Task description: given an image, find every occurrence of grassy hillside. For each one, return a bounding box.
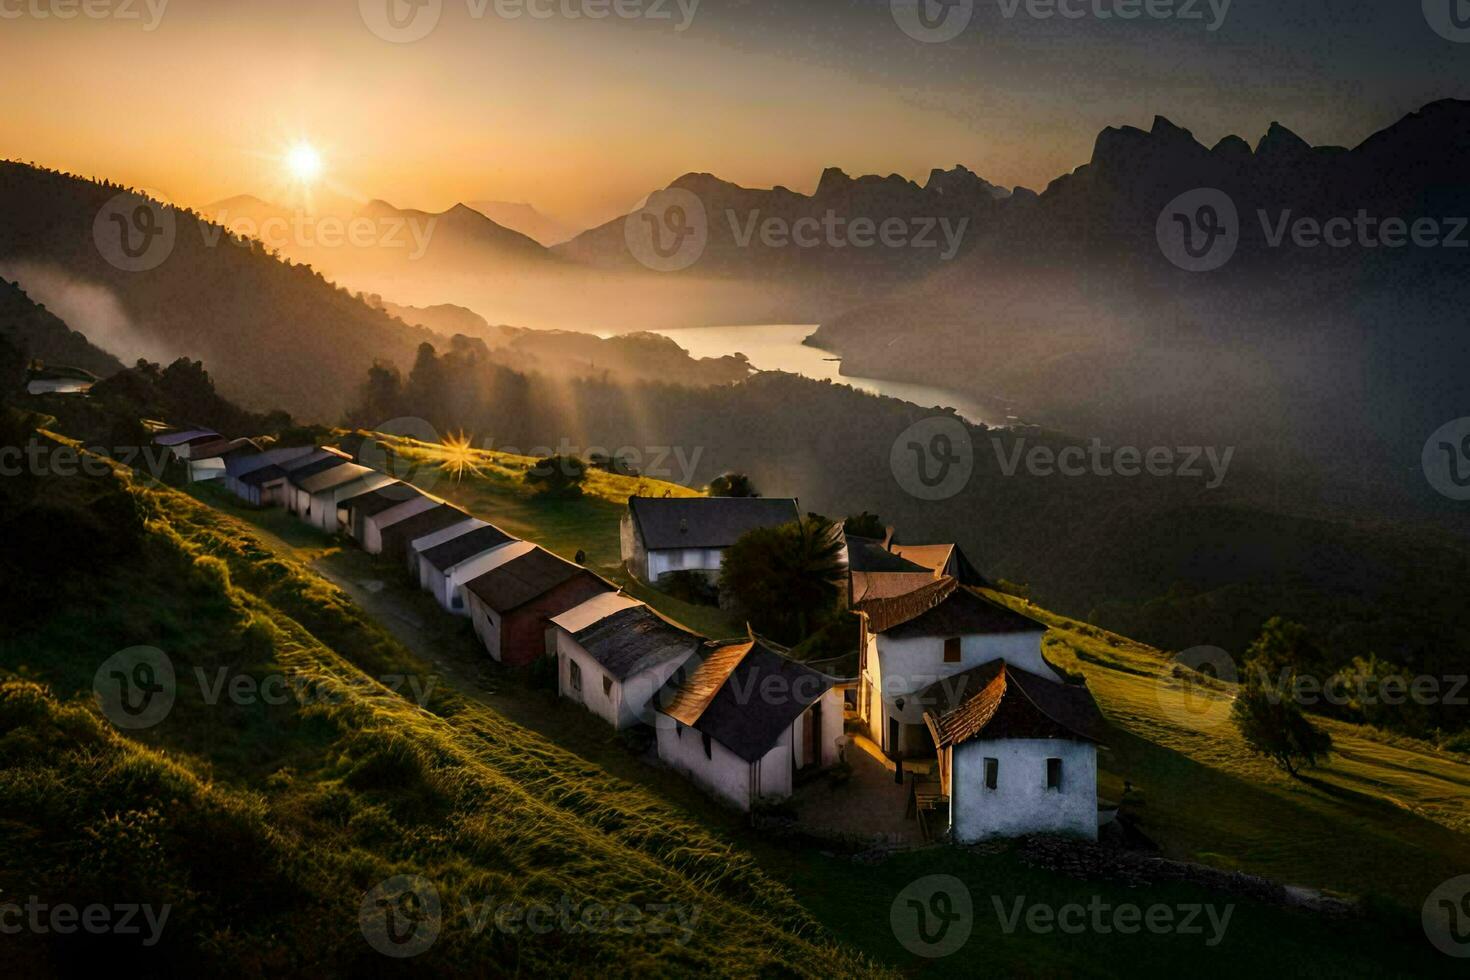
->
[985,590,1470,905]
[0,436,879,975]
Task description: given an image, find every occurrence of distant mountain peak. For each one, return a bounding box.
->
[1255,121,1311,159]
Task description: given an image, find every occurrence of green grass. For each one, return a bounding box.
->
[10,431,1465,975]
[982,590,1470,909]
[0,444,882,976]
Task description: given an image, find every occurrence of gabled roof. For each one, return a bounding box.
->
[297,462,378,495]
[659,637,833,763]
[464,546,606,613]
[225,445,315,479]
[627,496,800,551]
[921,661,1103,748]
[561,600,704,681]
[379,504,471,550]
[890,543,955,574]
[287,453,355,489]
[855,578,1042,637]
[340,482,419,517]
[153,427,219,447]
[845,534,932,574]
[239,463,286,486]
[419,523,517,573]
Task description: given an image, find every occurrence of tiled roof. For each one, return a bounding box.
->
[921,661,1103,748]
[855,578,1042,637]
[627,496,800,551]
[660,637,833,763]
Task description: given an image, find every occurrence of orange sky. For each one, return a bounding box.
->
[3,1,1462,228]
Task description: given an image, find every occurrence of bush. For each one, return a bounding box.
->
[525,454,587,499]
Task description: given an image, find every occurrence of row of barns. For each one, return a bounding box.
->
[165,434,845,812]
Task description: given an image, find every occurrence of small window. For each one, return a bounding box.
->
[944,637,962,663]
[1047,758,1062,791]
[569,660,582,692]
[602,675,613,697]
[451,593,464,610]
[702,733,713,759]
[984,757,999,790]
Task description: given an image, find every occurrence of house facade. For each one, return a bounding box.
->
[224,446,316,502]
[654,637,842,811]
[922,661,1101,841]
[297,466,397,534]
[356,493,438,554]
[416,526,522,614]
[620,496,801,586]
[551,593,703,730]
[376,504,472,564]
[463,546,613,666]
[854,577,1053,760]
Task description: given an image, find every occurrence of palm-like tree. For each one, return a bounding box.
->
[719,516,846,644]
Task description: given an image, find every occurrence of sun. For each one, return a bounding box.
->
[284,142,324,184]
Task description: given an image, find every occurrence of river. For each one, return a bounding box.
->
[642,324,1016,428]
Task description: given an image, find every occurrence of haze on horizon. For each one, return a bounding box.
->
[3,0,1465,227]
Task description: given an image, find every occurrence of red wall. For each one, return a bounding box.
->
[500,573,613,667]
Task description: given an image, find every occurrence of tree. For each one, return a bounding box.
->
[1231,683,1333,776]
[348,361,405,428]
[709,472,758,497]
[718,516,846,645]
[525,454,587,499]
[842,511,885,539]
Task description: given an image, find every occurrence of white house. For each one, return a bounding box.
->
[654,636,842,811]
[853,576,1055,760]
[355,492,439,554]
[284,455,357,518]
[236,447,349,507]
[620,496,800,586]
[414,523,520,613]
[406,516,485,577]
[152,428,220,462]
[186,437,260,484]
[551,593,704,730]
[921,660,1101,841]
[295,465,398,534]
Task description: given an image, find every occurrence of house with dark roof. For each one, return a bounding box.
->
[550,593,705,730]
[153,427,221,462]
[336,481,416,540]
[462,545,613,666]
[852,577,1053,761]
[620,496,800,588]
[284,453,357,517]
[920,660,1103,841]
[292,464,398,534]
[414,521,520,614]
[238,447,349,507]
[376,503,472,564]
[350,489,439,554]
[653,635,841,811]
